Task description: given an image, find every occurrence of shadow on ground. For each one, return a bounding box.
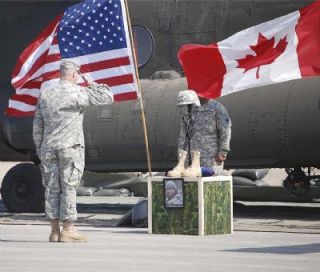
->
[233,202,320,220]
[224,243,320,255]
[0,198,136,228]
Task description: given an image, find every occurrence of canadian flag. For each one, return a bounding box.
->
[178,1,320,98]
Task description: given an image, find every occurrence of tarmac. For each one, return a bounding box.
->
[1,162,320,272]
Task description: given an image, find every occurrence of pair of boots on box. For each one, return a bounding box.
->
[167,149,202,177]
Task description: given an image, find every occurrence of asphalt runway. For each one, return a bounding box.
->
[1,195,320,272]
[1,218,320,272]
[1,162,320,271]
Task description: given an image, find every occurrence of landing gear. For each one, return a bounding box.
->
[284,167,313,197]
[1,163,44,213]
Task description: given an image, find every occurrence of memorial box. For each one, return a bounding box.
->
[148,176,233,235]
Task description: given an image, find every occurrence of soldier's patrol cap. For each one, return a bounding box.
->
[60,59,81,72]
[177,90,201,107]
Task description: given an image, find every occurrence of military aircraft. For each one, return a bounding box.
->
[1,0,319,212]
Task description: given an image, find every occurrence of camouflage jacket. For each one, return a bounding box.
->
[178,99,232,159]
[33,80,113,157]
[166,193,183,205]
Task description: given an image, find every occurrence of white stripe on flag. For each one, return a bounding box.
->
[42,61,61,74]
[48,44,60,55]
[85,65,133,81]
[16,88,40,98]
[8,100,36,112]
[111,83,136,95]
[71,48,129,66]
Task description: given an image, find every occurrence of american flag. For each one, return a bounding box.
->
[7,0,138,117]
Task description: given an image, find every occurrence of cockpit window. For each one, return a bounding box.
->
[132,25,154,68]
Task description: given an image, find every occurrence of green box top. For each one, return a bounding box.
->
[150,176,232,183]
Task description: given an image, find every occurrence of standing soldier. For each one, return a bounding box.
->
[33,59,114,242]
[168,90,231,177]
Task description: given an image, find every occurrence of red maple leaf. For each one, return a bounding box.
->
[236,33,288,79]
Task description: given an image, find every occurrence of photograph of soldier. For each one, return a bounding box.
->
[33,59,114,242]
[164,179,184,208]
[168,90,232,177]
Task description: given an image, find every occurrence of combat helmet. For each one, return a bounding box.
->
[177,90,200,107]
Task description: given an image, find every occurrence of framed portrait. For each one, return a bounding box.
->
[163,178,184,208]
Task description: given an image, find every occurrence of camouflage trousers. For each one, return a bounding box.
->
[193,144,225,174]
[40,145,84,221]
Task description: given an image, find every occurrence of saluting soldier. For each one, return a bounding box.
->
[33,59,114,242]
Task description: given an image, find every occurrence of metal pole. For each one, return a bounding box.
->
[186,104,192,166]
[124,0,152,177]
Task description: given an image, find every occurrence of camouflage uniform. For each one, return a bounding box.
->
[33,80,113,220]
[178,100,231,170]
[166,193,183,205]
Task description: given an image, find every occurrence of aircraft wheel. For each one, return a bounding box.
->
[1,163,44,213]
[284,167,310,197]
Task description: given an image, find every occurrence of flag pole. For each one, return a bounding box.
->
[124,0,152,177]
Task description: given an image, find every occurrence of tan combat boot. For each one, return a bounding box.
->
[167,149,188,177]
[183,151,201,177]
[49,219,60,242]
[59,221,88,242]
